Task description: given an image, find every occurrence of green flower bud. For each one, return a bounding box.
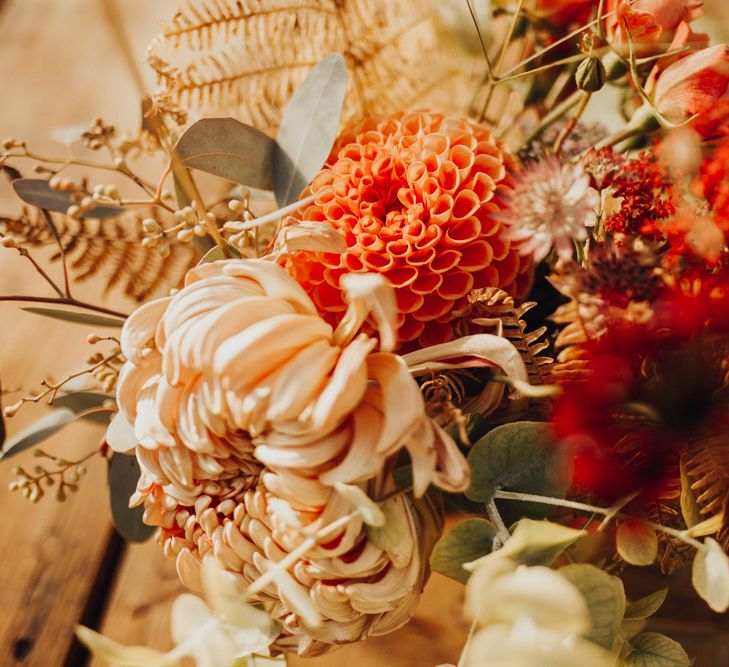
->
[576,56,607,93]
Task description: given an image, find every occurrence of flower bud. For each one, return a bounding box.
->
[576,56,606,93]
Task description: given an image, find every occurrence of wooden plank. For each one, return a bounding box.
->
[0,1,167,664]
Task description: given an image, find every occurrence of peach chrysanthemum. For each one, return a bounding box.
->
[281,111,533,349]
[135,471,439,656]
[113,258,529,654]
[116,259,469,503]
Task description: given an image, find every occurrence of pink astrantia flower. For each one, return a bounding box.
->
[497,158,599,263]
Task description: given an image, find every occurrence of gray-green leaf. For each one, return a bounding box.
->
[559,563,626,650]
[21,307,126,328]
[430,519,497,583]
[624,589,668,620]
[173,118,275,190]
[466,421,572,503]
[108,454,155,543]
[273,54,348,206]
[12,179,124,218]
[53,391,115,424]
[625,632,691,667]
[0,408,77,461]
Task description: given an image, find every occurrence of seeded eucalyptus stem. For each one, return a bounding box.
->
[492,490,706,551]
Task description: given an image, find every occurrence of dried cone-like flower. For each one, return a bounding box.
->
[282,111,533,349]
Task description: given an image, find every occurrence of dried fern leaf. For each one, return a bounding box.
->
[147,0,469,132]
[463,287,555,387]
[0,210,197,301]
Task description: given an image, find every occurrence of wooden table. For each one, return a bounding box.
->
[0,2,727,666]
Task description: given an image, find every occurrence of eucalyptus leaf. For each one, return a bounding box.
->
[174,118,275,190]
[624,589,668,620]
[273,54,348,206]
[197,244,240,265]
[21,307,126,328]
[366,497,408,553]
[692,538,729,612]
[625,632,691,667]
[0,408,77,461]
[617,519,658,566]
[430,518,497,583]
[466,421,572,503]
[498,518,586,567]
[108,454,155,543]
[12,179,124,218]
[53,391,115,424]
[559,563,626,650]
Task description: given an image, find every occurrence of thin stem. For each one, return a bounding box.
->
[457,617,479,667]
[14,247,65,298]
[492,490,706,551]
[466,0,494,80]
[0,295,128,319]
[499,1,624,80]
[486,499,511,548]
[523,89,584,146]
[554,92,591,155]
[40,210,72,296]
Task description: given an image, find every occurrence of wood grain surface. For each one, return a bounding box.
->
[0,1,728,666]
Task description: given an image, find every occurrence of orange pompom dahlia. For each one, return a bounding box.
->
[282,112,532,349]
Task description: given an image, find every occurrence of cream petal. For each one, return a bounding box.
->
[213,314,332,388]
[310,334,375,432]
[120,296,170,365]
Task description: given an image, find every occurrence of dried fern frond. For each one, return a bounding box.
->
[147,0,470,132]
[0,209,197,301]
[458,287,554,387]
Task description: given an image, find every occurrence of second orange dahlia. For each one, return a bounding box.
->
[282,111,531,348]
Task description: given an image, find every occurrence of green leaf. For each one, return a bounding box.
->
[498,518,586,566]
[108,454,155,543]
[21,307,126,328]
[366,497,409,553]
[197,244,240,266]
[692,538,729,612]
[624,589,668,620]
[173,118,275,190]
[625,632,691,667]
[53,391,114,424]
[273,54,348,206]
[12,179,124,218]
[559,563,626,650]
[334,482,385,527]
[466,421,572,503]
[430,519,497,583]
[0,408,77,460]
[617,518,658,566]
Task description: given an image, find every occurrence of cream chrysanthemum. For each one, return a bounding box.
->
[117,259,469,503]
[114,258,530,654]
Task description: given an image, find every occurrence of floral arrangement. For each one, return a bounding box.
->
[2,0,729,665]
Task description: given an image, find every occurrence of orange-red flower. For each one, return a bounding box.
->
[282,112,532,349]
[606,0,706,56]
[649,44,729,128]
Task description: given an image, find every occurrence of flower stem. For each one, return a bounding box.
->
[492,490,705,550]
